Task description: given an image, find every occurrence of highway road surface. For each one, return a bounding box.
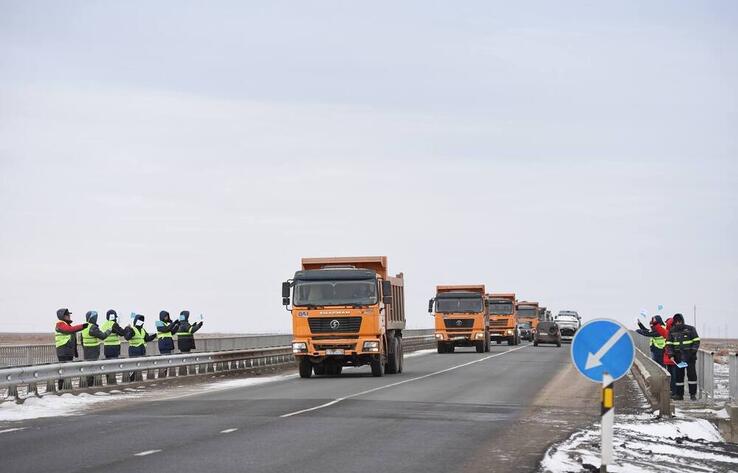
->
[0,343,600,473]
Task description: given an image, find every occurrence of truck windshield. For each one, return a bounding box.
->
[489,302,514,315]
[436,298,483,313]
[293,280,378,307]
[517,308,537,318]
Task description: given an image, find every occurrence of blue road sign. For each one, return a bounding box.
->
[571,319,635,383]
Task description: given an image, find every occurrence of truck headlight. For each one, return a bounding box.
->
[475,332,485,340]
[292,342,308,353]
[363,341,380,352]
[505,330,514,335]
[435,333,444,340]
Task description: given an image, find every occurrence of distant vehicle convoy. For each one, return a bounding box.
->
[283,256,406,378]
[283,256,578,374]
[429,285,489,353]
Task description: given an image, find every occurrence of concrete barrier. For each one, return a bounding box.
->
[631,346,672,417]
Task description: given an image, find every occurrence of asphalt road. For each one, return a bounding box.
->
[0,342,600,473]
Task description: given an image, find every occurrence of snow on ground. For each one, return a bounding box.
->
[539,413,738,473]
[201,374,295,391]
[404,348,436,358]
[0,391,144,422]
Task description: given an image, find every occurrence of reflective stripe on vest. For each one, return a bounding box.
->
[652,336,666,349]
[178,326,194,337]
[129,326,147,347]
[81,325,102,347]
[55,327,71,348]
[100,320,121,346]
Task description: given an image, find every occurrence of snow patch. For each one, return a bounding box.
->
[540,413,737,472]
[0,392,141,422]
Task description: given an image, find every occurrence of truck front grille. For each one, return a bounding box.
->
[444,319,474,329]
[314,344,357,351]
[489,320,510,327]
[308,317,362,333]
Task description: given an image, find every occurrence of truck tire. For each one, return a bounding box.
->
[370,358,385,377]
[386,337,399,374]
[475,341,484,353]
[448,344,455,353]
[484,331,490,352]
[314,364,326,376]
[397,337,404,373]
[507,338,513,346]
[298,358,312,378]
[437,342,446,354]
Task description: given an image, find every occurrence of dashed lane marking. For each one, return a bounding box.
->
[134,450,162,457]
[220,428,238,434]
[280,345,528,418]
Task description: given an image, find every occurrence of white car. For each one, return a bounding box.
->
[554,311,580,342]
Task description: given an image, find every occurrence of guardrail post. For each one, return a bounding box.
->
[46,380,57,393]
[28,382,40,397]
[61,378,72,390]
[730,353,737,402]
[7,384,20,401]
[106,373,117,385]
[146,369,157,381]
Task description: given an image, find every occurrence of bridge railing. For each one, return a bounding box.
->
[0,333,437,402]
[630,331,671,416]
[0,329,436,368]
[696,349,715,399]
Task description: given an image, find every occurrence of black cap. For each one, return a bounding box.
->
[673,313,685,324]
[56,308,71,320]
[159,310,170,322]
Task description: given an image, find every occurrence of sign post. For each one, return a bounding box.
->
[571,319,634,473]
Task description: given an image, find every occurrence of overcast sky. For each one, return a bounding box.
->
[1,1,736,338]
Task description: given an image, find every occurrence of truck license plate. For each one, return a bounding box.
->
[326,349,345,355]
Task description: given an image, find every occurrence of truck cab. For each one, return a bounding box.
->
[429,285,488,353]
[516,301,540,341]
[283,256,405,378]
[486,293,519,346]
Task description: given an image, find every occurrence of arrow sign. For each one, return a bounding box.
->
[571,319,634,383]
[585,327,628,370]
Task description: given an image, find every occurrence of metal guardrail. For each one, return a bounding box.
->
[1,334,437,401]
[697,349,715,399]
[729,353,737,402]
[0,330,436,368]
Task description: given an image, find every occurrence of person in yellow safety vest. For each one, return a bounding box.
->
[54,308,87,391]
[55,308,87,362]
[81,311,112,361]
[176,310,203,353]
[100,309,126,359]
[156,310,180,355]
[636,315,666,367]
[124,314,157,358]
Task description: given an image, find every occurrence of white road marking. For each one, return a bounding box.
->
[220,428,238,434]
[0,428,26,434]
[280,345,528,418]
[134,450,162,457]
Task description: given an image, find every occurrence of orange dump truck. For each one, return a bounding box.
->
[428,285,488,353]
[282,256,406,378]
[516,301,539,341]
[486,293,519,345]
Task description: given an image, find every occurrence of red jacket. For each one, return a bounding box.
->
[652,317,675,366]
[55,321,86,333]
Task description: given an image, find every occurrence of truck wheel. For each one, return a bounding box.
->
[298,358,312,378]
[533,341,539,347]
[397,338,404,373]
[496,340,501,344]
[437,342,446,354]
[484,331,490,352]
[386,337,399,374]
[448,344,455,353]
[475,341,484,353]
[507,339,513,346]
[557,341,562,348]
[370,358,385,377]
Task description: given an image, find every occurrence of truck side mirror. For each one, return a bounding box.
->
[382,280,393,305]
[428,299,434,314]
[282,281,291,306]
